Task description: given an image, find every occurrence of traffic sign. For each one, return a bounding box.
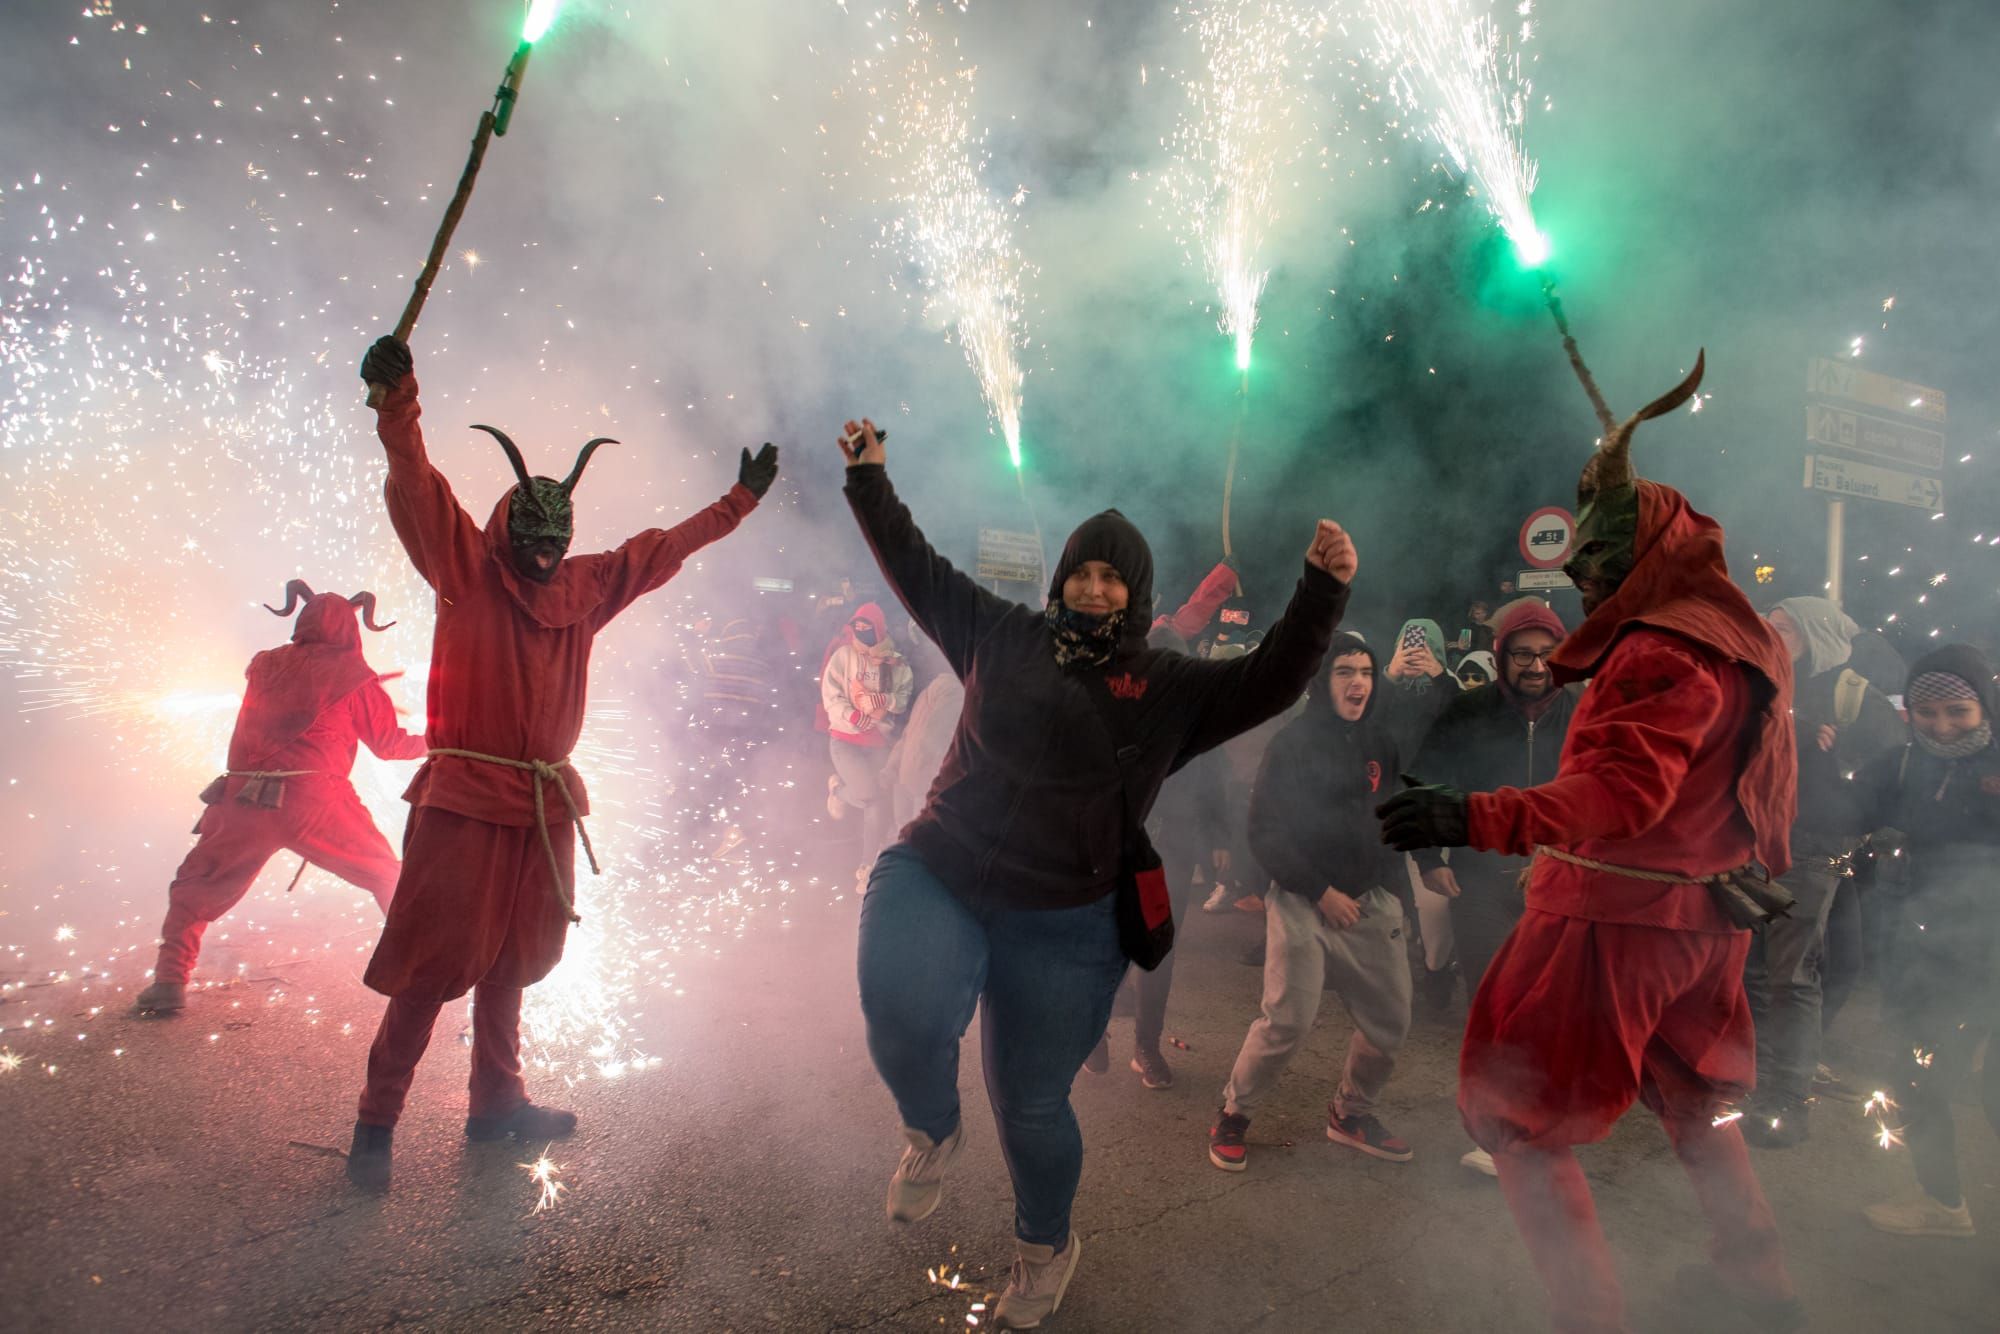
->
[1807,358,1946,424]
[1803,453,1944,512]
[1519,506,1574,570]
[1804,404,1944,472]
[1517,569,1575,591]
[976,527,1044,585]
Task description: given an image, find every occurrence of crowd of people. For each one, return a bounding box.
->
[123,337,2000,1332]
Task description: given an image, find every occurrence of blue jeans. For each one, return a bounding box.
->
[858,843,1127,1246]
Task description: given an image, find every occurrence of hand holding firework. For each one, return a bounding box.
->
[1305,519,1357,583]
[838,419,888,467]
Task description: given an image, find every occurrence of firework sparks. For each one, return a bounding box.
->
[1710,1107,1744,1129]
[0,1049,22,1075]
[1162,1,1332,371]
[1367,0,1546,267]
[1863,1090,1906,1150]
[522,1145,568,1213]
[857,16,1030,467]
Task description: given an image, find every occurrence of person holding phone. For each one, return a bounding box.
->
[836,417,1354,1329]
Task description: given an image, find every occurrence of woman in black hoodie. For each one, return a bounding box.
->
[1837,644,2000,1239]
[837,419,1353,1327]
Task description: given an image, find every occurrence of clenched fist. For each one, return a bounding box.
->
[1305,520,1357,584]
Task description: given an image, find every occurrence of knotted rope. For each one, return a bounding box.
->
[426,749,600,923]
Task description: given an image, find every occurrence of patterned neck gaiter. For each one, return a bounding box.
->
[1045,602,1125,671]
[1914,720,1993,760]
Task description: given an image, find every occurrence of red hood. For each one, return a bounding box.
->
[230,594,380,769]
[480,490,608,629]
[1553,480,1796,873]
[1492,597,1565,652]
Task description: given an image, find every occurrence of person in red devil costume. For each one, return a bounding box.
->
[134,582,428,1015]
[1379,353,1807,1333]
[347,335,778,1190]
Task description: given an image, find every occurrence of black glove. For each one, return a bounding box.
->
[360,335,413,387]
[1376,773,1469,852]
[738,442,779,498]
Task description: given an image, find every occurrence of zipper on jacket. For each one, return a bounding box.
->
[1527,718,1537,785]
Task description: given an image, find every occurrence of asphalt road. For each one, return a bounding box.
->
[4,868,1996,1332]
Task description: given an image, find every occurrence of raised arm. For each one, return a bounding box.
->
[351,680,430,761]
[360,337,482,593]
[1464,635,1720,855]
[589,480,762,629]
[1163,560,1240,639]
[1176,526,1353,757]
[838,418,1016,678]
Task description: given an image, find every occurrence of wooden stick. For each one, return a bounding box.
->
[364,108,498,407]
[1540,275,1618,435]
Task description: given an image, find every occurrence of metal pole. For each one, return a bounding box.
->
[1826,498,1845,606]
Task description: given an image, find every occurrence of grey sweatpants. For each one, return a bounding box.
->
[1222,886,1413,1120]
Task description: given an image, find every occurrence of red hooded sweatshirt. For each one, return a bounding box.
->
[225,592,427,788]
[373,374,759,828]
[1465,481,1796,931]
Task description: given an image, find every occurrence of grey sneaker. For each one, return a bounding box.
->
[1864,1194,1975,1237]
[994,1232,1081,1330]
[134,980,186,1013]
[886,1122,963,1223]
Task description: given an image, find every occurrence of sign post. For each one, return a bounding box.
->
[976,527,1045,589]
[1516,506,1576,593]
[1805,358,1945,607]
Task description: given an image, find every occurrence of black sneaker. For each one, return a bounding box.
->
[465,1102,579,1143]
[1326,1109,1414,1162]
[346,1121,393,1192]
[1739,1097,1809,1149]
[1130,1046,1174,1090]
[1209,1110,1250,1172]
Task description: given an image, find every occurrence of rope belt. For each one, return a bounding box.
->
[426,749,599,924]
[227,769,321,779]
[1533,845,1715,885]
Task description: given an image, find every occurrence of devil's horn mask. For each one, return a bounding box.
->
[1577,350,1705,505]
[264,579,315,617]
[348,591,396,631]
[471,425,620,547]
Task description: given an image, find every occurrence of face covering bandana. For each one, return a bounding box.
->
[1045,602,1125,671]
[851,622,879,647]
[1915,720,1993,760]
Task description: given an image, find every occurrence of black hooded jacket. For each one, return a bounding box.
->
[1840,643,2000,928]
[1408,681,1582,881]
[1248,634,1403,901]
[844,465,1348,910]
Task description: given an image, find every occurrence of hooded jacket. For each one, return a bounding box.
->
[225,593,428,785]
[1840,644,2000,934]
[1465,481,1797,930]
[374,373,759,826]
[1410,600,1581,881]
[1379,616,1460,757]
[1773,596,1905,845]
[1249,634,1402,900]
[821,601,915,747]
[843,464,1347,910]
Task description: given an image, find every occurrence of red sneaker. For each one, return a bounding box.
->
[1327,1109,1413,1162]
[1209,1110,1250,1172]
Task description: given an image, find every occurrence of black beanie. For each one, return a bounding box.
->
[1047,509,1154,648]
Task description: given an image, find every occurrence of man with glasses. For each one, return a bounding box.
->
[1407,598,1579,1175]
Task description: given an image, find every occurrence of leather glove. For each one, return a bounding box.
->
[738,442,779,498]
[360,335,413,387]
[1376,773,1470,851]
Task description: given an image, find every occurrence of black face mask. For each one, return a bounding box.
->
[851,623,878,646]
[512,534,570,585]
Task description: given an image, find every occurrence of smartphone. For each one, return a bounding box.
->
[1400,624,1428,655]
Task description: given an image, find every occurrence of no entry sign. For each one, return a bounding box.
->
[1520,506,1575,570]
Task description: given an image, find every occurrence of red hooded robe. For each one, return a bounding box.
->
[362,373,759,1000]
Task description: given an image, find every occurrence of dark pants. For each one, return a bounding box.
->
[1885,904,2000,1207]
[1743,856,1844,1103]
[1821,878,1864,1032]
[857,844,1127,1246]
[1131,840,1201,1052]
[1448,867,1526,995]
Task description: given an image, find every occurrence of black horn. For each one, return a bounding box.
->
[561,437,619,495]
[264,579,315,617]
[349,591,396,631]
[472,424,535,491]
